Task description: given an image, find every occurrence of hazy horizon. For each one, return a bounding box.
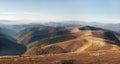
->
[0,0,120,23]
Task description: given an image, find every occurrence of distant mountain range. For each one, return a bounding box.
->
[0,20,120,34]
[40,21,120,33]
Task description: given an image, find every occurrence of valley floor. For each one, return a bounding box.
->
[0,51,120,64]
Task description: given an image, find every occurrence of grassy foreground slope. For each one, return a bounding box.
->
[0,51,120,64]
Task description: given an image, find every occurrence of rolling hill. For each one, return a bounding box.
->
[16,25,120,55]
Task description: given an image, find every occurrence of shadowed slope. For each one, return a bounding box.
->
[0,31,26,56]
[16,26,77,48]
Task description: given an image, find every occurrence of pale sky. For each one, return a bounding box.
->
[0,0,120,23]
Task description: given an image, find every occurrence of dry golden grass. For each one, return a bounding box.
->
[25,45,66,55]
[1,51,120,64]
[24,30,120,56]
